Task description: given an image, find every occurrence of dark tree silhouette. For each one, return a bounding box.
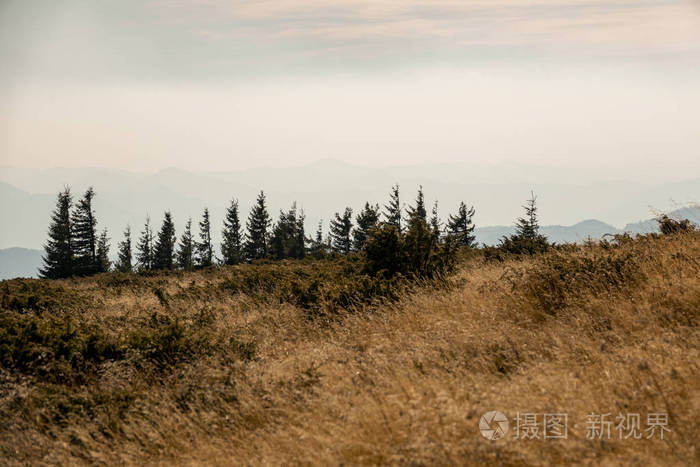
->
[447,202,476,247]
[177,218,195,270]
[221,199,243,265]
[96,228,111,273]
[153,212,176,270]
[72,187,98,275]
[244,191,271,261]
[383,184,402,234]
[429,200,441,237]
[115,226,132,272]
[330,207,353,254]
[407,185,427,223]
[196,208,214,267]
[136,217,154,271]
[40,188,73,279]
[353,202,380,251]
[515,192,539,239]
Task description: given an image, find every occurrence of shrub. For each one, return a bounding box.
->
[363,219,457,279]
[657,215,696,235]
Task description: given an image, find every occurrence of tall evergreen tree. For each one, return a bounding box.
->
[270,205,295,260]
[177,218,195,270]
[115,226,132,272]
[515,192,539,239]
[499,192,548,255]
[429,200,442,237]
[447,202,476,247]
[293,208,306,259]
[40,188,73,279]
[269,202,306,260]
[330,207,353,254]
[383,184,402,233]
[221,199,243,265]
[153,212,176,270]
[136,216,154,271]
[308,220,325,257]
[353,202,380,250]
[96,228,111,273]
[406,185,427,223]
[244,191,271,261]
[196,208,214,267]
[72,187,98,275]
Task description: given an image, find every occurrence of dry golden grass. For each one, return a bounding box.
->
[1,232,699,466]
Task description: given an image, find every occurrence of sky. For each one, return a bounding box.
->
[1,0,700,177]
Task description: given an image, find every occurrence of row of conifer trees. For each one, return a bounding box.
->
[40,185,478,279]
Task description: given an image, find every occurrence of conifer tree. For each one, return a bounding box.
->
[153,212,176,270]
[293,208,306,259]
[515,192,539,239]
[244,191,271,261]
[72,187,98,275]
[196,208,214,267]
[308,220,325,257]
[136,217,154,271]
[406,185,427,223]
[447,202,476,247]
[353,202,380,251]
[96,228,111,273]
[429,200,441,237]
[383,184,402,234]
[115,226,132,272]
[177,218,195,270]
[270,205,296,260]
[221,199,243,265]
[499,192,548,255]
[330,207,353,254]
[40,188,73,279]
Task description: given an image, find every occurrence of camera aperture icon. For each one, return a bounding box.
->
[479,411,509,440]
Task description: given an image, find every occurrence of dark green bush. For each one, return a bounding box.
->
[363,219,457,279]
[657,215,696,235]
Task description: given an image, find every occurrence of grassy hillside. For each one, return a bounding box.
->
[1,233,698,465]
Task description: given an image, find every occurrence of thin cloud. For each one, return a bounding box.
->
[146,0,700,57]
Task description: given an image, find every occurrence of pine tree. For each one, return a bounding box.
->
[136,217,154,271]
[498,192,548,255]
[96,228,111,273]
[115,226,132,272]
[429,200,441,237]
[515,192,539,239]
[308,220,325,257]
[177,218,195,270]
[406,185,427,223]
[353,202,380,250]
[196,208,214,267]
[330,207,353,254]
[244,191,271,261]
[221,199,243,265]
[270,205,295,260]
[153,212,176,270]
[40,188,73,279]
[293,208,306,259]
[383,184,402,234]
[72,187,98,276]
[447,202,476,247]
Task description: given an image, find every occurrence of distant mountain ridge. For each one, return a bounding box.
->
[0,247,44,280]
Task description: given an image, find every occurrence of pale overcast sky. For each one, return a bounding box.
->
[1,0,699,177]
